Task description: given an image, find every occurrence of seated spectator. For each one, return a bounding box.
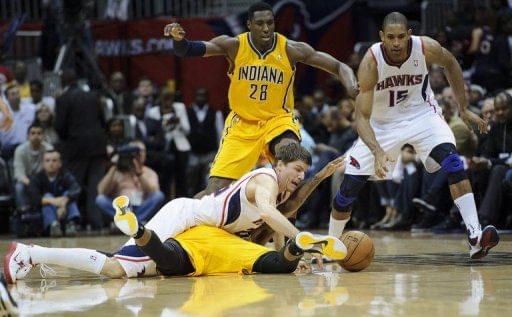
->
[96,140,164,227]
[105,72,132,115]
[25,79,55,113]
[429,67,448,96]
[381,144,422,230]
[471,92,512,227]
[371,180,398,229]
[34,105,59,145]
[132,77,156,116]
[27,150,81,237]
[106,117,131,159]
[0,83,36,161]
[13,61,31,99]
[13,123,53,211]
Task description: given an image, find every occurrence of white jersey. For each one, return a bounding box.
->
[123,166,284,251]
[369,36,440,124]
[201,167,279,237]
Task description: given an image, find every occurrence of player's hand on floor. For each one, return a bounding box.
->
[295,260,312,274]
[312,254,324,271]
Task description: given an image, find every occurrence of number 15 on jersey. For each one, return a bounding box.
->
[389,90,408,107]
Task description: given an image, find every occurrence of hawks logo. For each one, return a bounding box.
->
[349,156,360,169]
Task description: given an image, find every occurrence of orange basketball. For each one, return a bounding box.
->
[337,231,374,272]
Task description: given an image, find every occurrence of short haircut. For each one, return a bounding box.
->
[44,149,61,158]
[382,12,408,30]
[275,142,312,166]
[496,91,512,107]
[248,2,273,20]
[401,143,414,151]
[29,79,43,90]
[27,122,43,134]
[4,82,18,97]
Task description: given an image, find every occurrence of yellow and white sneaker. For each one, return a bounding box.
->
[296,232,347,260]
[113,196,139,237]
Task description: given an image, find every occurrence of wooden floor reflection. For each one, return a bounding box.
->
[1,231,512,316]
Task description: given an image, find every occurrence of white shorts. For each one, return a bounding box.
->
[117,198,218,277]
[345,111,455,178]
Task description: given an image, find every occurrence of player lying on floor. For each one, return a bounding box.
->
[112,143,344,251]
[4,223,346,283]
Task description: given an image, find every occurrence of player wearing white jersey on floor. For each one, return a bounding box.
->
[120,143,344,245]
[328,12,499,259]
[101,143,344,277]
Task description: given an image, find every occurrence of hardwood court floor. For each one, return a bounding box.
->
[1,231,511,317]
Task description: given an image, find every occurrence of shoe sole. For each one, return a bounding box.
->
[3,242,17,284]
[471,226,500,259]
[296,232,347,260]
[412,198,436,212]
[113,195,130,214]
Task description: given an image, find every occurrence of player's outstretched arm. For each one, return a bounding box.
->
[423,36,487,134]
[253,174,301,239]
[287,40,358,97]
[355,50,392,178]
[278,156,346,217]
[164,22,237,58]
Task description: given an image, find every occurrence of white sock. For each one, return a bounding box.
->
[29,246,107,275]
[328,215,349,238]
[454,193,482,238]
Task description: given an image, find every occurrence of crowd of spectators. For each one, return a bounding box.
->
[0,2,511,237]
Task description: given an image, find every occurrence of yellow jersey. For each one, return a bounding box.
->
[228,32,295,121]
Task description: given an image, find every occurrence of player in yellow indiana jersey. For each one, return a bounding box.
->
[164,2,358,196]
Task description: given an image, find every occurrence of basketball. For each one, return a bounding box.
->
[337,231,374,272]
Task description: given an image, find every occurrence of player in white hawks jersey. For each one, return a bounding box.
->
[328,12,499,259]
[118,143,344,244]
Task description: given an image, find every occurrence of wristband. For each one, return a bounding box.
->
[173,39,206,57]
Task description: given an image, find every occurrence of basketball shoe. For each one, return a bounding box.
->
[113,195,139,237]
[469,225,499,259]
[0,273,19,316]
[296,232,347,260]
[3,242,33,284]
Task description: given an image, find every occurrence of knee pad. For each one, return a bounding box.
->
[441,153,467,185]
[430,143,467,185]
[332,175,369,212]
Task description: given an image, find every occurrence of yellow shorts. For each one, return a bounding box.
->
[210,111,301,179]
[175,226,271,276]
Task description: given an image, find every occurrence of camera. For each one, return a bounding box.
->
[162,113,179,131]
[116,144,141,172]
